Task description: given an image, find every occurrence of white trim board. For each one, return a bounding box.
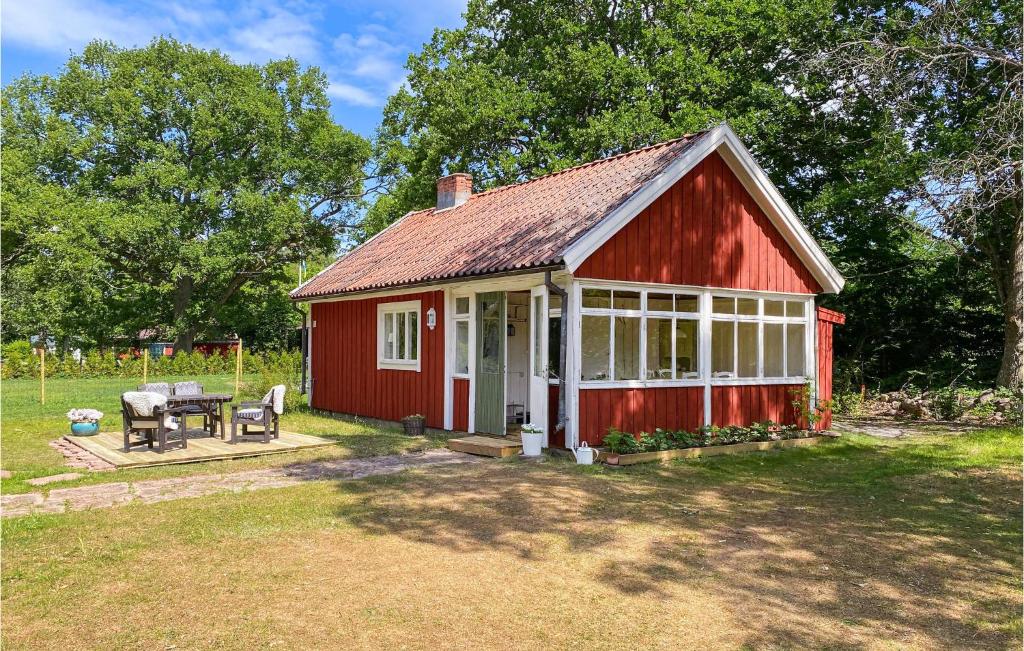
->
[561,123,845,294]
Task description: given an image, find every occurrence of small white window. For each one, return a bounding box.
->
[378,301,421,371]
[453,295,471,377]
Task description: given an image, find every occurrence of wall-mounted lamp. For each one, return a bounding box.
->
[427,307,437,330]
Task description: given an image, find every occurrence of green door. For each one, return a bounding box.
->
[474,291,506,435]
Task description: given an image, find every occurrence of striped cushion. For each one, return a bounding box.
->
[237,408,265,420]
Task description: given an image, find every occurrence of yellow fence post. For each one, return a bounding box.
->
[39,347,46,405]
[143,347,149,384]
[234,338,242,397]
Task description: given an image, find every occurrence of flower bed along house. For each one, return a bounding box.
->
[601,422,825,465]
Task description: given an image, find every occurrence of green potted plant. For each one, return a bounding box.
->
[402,414,426,437]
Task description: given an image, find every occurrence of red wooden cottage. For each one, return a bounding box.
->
[291,123,845,449]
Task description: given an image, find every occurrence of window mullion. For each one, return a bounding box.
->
[609,315,616,381]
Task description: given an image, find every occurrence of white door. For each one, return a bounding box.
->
[529,285,549,447]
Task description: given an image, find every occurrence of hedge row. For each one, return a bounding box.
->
[1,342,302,380]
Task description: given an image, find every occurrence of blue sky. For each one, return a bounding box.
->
[1,0,467,137]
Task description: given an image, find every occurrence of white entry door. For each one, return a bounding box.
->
[529,285,549,447]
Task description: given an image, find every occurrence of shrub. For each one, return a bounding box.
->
[602,421,807,454]
[0,344,302,380]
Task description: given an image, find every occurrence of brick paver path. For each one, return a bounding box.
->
[1,449,481,518]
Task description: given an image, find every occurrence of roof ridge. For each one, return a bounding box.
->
[464,132,703,201]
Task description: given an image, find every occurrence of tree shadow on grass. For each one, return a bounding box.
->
[331,435,1022,648]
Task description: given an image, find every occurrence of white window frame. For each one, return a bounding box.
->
[377,300,421,371]
[452,294,471,378]
[578,281,813,389]
[709,295,809,383]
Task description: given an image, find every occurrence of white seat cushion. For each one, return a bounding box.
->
[237,408,265,420]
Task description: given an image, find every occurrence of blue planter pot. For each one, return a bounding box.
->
[70,421,99,436]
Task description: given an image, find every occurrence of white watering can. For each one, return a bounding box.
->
[573,443,600,465]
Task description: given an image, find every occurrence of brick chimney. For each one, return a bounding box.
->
[436,173,472,209]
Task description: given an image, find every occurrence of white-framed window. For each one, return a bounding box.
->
[579,287,702,385]
[377,300,421,371]
[578,284,811,387]
[710,296,807,380]
[453,295,470,376]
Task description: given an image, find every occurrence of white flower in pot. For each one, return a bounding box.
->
[520,424,543,457]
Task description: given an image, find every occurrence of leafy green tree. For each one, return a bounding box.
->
[369,0,1010,389]
[2,38,370,352]
[810,0,1022,387]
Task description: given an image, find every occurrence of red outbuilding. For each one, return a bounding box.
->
[291,123,845,449]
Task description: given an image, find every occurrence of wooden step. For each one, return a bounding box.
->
[448,436,522,458]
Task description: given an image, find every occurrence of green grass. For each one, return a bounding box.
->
[2,426,1020,649]
[1,375,453,494]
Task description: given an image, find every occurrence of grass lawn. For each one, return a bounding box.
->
[1,376,453,494]
[2,425,1020,649]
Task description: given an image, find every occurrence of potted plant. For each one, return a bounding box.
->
[520,424,543,457]
[67,408,103,436]
[402,414,426,437]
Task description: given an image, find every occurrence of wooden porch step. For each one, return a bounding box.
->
[448,435,522,458]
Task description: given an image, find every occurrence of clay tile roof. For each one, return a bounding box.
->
[292,130,710,299]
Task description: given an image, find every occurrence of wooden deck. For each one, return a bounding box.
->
[65,429,336,469]
[447,435,522,458]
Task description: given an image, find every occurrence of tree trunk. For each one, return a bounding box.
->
[172,275,195,354]
[996,214,1023,391]
[173,328,196,355]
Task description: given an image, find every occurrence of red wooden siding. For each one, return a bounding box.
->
[815,307,846,430]
[548,384,565,448]
[710,385,804,428]
[577,387,704,446]
[311,291,445,428]
[576,152,822,294]
[452,378,470,432]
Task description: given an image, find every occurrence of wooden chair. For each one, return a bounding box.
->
[230,385,285,444]
[138,382,171,397]
[121,392,187,454]
[172,381,212,434]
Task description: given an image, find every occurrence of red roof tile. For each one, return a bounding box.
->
[292,131,710,299]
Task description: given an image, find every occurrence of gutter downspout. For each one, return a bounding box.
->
[545,271,568,435]
[292,303,308,395]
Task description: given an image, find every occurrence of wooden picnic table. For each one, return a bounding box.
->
[166,393,233,438]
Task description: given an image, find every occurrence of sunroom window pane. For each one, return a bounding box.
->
[786,301,805,318]
[613,290,641,310]
[737,298,758,315]
[455,297,469,315]
[548,316,562,377]
[647,293,674,312]
[532,296,543,376]
[582,288,611,309]
[455,321,469,374]
[712,321,734,376]
[764,300,785,317]
[712,297,735,314]
[737,322,758,377]
[645,318,673,379]
[764,323,784,377]
[581,315,610,380]
[675,319,699,377]
[408,312,418,360]
[787,324,806,376]
[549,293,563,311]
[675,294,699,313]
[613,316,641,380]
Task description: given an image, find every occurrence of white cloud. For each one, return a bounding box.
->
[327,81,378,107]
[1,0,165,51]
[0,0,464,109]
